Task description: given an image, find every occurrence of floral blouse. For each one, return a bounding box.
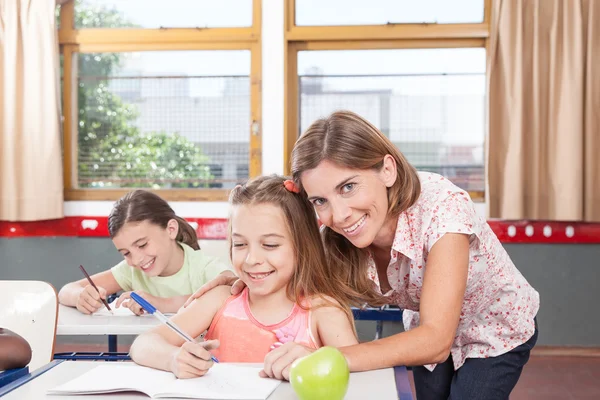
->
[367,172,540,371]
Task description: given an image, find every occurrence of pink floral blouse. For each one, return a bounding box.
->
[367,172,540,371]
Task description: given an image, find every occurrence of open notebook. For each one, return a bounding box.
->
[47,363,280,399]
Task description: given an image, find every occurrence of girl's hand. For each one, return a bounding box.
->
[260,342,315,381]
[116,291,157,316]
[170,339,220,379]
[76,285,108,314]
[182,272,246,308]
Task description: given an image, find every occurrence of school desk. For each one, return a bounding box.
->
[57,304,160,353]
[0,360,413,399]
[0,367,29,388]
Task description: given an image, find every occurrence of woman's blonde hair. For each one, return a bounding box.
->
[228,175,356,328]
[291,110,421,307]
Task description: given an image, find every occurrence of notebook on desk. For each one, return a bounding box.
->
[93,300,175,317]
[47,363,280,399]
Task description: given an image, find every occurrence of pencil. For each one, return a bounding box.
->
[79,264,113,314]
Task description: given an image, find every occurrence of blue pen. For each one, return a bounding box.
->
[129,292,219,363]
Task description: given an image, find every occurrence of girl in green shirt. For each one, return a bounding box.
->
[58,190,231,315]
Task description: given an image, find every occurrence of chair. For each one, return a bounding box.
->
[0,280,58,371]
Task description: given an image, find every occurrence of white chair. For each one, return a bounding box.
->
[0,280,58,371]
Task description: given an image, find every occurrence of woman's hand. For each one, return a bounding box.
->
[182,271,246,308]
[170,339,220,379]
[116,290,157,315]
[76,285,108,314]
[260,342,315,381]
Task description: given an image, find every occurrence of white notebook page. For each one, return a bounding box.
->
[47,363,280,399]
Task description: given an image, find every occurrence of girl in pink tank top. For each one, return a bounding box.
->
[130,175,359,378]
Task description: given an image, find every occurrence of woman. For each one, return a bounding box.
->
[186,111,540,399]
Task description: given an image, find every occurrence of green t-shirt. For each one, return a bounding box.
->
[110,243,230,297]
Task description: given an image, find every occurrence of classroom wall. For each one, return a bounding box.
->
[1,237,598,347]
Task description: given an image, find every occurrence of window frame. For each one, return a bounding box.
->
[284,0,491,202]
[59,0,262,201]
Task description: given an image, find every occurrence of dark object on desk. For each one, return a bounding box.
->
[0,328,32,370]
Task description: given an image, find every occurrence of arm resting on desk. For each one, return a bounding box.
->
[130,286,230,378]
[0,329,32,370]
[261,234,469,380]
[58,270,123,313]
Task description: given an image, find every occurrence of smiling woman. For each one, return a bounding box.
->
[270,110,540,399]
[57,189,231,315]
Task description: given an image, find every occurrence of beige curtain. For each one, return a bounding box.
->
[0,0,63,221]
[487,0,600,221]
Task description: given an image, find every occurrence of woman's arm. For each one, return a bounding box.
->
[342,233,469,370]
[58,270,123,313]
[0,328,32,370]
[130,285,231,372]
[262,233,469,380]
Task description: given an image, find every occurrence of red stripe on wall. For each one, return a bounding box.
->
[0,218,599,243]
[0,217,228,239]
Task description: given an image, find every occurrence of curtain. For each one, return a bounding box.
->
[0,0,63,221]
[487,0,600,221]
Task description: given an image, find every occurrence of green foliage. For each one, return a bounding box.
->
[83,131,212,189]
[73,0,213,188]
[74,0,135,29]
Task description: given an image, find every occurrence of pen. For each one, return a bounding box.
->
[79,265,113,314]
[129,292,219,363]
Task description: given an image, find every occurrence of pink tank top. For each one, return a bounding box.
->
[204,288,318,362]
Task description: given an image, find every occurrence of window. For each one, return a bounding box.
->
[295,0,485,26]
[298,48,485,192]
[285,0,490,200]
[58,0,261,201]
[75,0,253,29]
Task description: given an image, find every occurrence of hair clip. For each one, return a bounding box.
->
[283,179,300,193]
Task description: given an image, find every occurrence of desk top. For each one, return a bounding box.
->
[57,304,160,335]
[1,361,403,399]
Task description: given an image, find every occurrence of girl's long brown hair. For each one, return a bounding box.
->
[291,110,422,307]
[108,190,200,250]
[229,175,356,329]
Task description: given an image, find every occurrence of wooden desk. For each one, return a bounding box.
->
[0,360,412,399]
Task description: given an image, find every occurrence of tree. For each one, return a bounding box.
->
[72,0,213,188]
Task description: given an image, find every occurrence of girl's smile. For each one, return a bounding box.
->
[245,270,275,281]
[138,258,156,272]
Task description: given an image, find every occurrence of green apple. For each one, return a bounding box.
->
[289,346,350,400]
